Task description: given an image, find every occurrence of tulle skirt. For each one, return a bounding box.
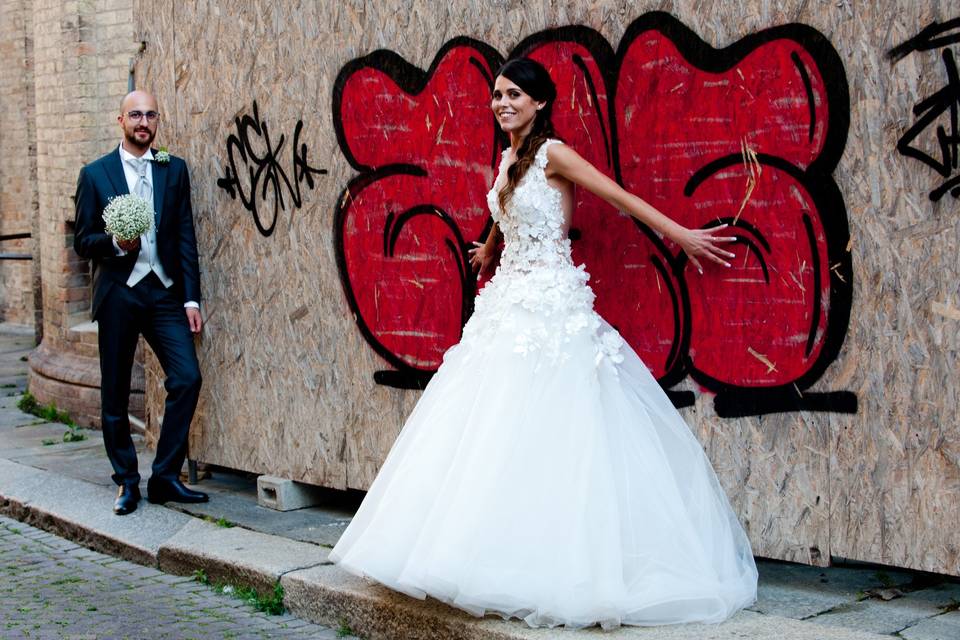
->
[330,297,758,629]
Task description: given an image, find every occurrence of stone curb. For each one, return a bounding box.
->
[0,458,191,566]
[0,458,893,640]
[282,563,540,640]
[279,563,892,640]
[157,516,331,594]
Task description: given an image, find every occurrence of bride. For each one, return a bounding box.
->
[329,58,758,629]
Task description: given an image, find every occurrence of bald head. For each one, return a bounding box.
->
[120,90,158,114]
[118,91,159,155]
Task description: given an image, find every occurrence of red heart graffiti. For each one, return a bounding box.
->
[333,16,853,412]
[334,41,501,381]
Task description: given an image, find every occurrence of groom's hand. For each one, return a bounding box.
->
[185,307,203,334]
[117,237,140,252]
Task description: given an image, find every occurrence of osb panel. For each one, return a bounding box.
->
[134,0,959,574]
[829,2,960,575]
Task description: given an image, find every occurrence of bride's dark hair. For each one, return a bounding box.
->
[496,58,558,214]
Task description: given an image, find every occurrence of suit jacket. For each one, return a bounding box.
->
[74,147,201,320]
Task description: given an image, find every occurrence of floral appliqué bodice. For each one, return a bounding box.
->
[457,139,624,370]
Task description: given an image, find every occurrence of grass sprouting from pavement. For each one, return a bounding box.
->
[192,568,285,615]
[202,515,236,528]
[337,619,357,637]
[17,391,87,444]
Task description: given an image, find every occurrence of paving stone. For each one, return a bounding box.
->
[808,596,943,634]
[0,407,47,429]
[897,582,960,608]
[0,515,341,639]
[749,560,916,619]
[0,456,47,495]
[169,479,354,547]
[899,611,960,640]
[805,576,960,635]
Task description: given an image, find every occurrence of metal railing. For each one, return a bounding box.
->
[0,233,32,260]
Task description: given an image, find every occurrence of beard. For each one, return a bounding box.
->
[125,126,155,150]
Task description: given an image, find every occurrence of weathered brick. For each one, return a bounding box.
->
[5,0,152,448]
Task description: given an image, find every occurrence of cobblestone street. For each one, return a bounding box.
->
[0,515,346,640]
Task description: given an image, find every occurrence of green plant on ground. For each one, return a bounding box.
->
[41,438,57,446]
[202,515,236,528]
[18,391,71,424]
[17,392,87,444]
[62,424,86,443]
[336,619,355,638]
[1,383,17,388]
[193,568,285,616]
[16,391,39,415]
[247,582,285,615]
[216,582,285,615]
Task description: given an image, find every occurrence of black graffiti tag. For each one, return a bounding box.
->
[888,18,960,201]
[217,101,328,236]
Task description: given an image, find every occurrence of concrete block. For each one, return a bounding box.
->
[257,474,324,511]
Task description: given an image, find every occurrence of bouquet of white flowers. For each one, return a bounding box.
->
[102,194,153,241]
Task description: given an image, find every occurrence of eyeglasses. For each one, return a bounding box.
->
[126,110,160,122]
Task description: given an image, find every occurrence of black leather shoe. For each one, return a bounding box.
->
[113,484,141,515]
[147,477,209,504]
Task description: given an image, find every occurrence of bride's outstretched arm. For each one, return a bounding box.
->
[546,144,736,274]
[468,222,501,274]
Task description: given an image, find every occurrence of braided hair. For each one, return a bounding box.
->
[496,58,559,214]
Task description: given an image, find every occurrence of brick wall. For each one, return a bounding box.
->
[0,0,39,327]
[27,0,139,427]
[33,0,139,345]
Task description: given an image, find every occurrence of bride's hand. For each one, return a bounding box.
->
[468,241,496,275]
[676,224,738,274]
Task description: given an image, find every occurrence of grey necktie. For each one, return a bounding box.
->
[131,158,155,225]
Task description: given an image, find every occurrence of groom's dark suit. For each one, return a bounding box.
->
[74,147,202,488]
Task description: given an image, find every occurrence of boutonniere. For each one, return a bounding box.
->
[154,147,171,164]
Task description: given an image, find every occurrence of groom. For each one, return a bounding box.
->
[74,90,208,515]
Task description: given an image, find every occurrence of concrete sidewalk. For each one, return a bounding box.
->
[1,326,958,640]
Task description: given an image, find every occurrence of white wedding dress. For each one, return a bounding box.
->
[330,140,758,629]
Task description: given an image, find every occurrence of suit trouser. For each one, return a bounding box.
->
[96,272,201,486]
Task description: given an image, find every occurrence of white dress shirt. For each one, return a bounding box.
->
[115,144,198,309]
